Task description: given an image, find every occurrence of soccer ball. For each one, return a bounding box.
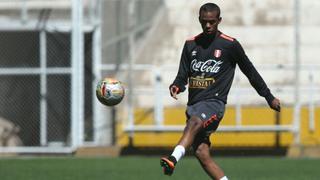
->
[96,78,125,106]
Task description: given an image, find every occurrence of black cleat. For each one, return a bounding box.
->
[160,156,177,176]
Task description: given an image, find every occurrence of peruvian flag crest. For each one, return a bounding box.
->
[214,49,222,58]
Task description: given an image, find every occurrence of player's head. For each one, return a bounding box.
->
[199,3,222,35]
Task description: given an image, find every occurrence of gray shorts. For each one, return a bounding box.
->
[186,99,225,147]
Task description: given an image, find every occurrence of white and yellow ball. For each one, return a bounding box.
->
[96,78,125,106]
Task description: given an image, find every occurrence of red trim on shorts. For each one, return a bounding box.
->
[203,114,218,128]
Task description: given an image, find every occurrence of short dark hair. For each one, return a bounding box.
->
[199,3,221,18]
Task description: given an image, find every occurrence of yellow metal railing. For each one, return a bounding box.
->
[117,106,320,147]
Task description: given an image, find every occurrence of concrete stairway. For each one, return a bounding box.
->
[135,0,320,106]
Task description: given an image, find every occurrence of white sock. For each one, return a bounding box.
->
[220,176,228,180]
[171,145,185,162]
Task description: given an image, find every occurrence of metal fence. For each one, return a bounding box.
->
[0,0,88,153]
[0,0,165,153]
[0,0,319,153]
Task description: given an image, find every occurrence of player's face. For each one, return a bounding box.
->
[199,10,221,35]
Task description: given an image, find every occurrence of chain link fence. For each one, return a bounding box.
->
[0,0,165,152]
[0,0,90,150]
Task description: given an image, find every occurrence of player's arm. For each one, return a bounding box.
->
[233,40,281,111]
[170,42,190,100]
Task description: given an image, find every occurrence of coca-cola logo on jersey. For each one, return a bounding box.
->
[191,59,223,73]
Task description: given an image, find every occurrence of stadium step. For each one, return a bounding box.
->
[75,146,121,157]
[287,145,320,158]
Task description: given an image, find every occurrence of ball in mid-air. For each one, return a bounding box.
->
[96,78,125,106]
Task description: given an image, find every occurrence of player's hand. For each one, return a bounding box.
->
[269,98,281,112]
[169,85,179,100]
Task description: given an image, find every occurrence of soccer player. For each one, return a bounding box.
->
[160,3,281,180]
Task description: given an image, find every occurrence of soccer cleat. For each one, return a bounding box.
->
[160,156,177,176]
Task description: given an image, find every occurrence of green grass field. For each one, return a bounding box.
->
[0,156,319,180]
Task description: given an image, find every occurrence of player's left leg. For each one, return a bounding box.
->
[194,142,227,180]
[191,99,227,179]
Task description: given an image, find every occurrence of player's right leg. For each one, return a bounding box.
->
[160,116,203,175]
[177,116,204,147]
[161,99,225,176]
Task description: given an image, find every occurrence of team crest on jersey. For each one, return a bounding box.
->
[214,49,222,58]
